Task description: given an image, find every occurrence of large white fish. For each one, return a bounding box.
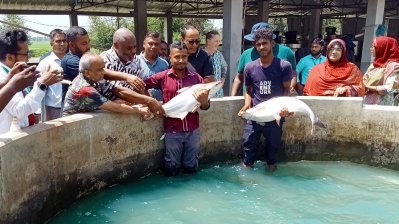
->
[240,96,325,134]
[162,80,224,119]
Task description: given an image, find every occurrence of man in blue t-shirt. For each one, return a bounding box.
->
[231,22,297,96]
[238,28,293,172]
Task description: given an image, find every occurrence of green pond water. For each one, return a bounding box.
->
[49,161,399,224]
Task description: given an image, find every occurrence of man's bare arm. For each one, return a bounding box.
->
[112,86,165,116]
[283,80,291,96]
[99,101,151,119]
[104,68,145,92]
[231,72,244,96]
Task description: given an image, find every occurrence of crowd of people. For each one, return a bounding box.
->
[0,21,398,175]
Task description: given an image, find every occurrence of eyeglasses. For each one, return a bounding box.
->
[12,52,31,58]
[187,39,200,45]
[329,47,342,52]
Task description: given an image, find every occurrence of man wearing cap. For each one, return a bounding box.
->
[231,22,297,96]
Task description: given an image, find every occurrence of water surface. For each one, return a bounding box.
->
[50,161,399,223]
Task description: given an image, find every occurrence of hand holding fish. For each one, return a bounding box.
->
[238,104,251,117]
[146,98,165,117]
[279,107,294,117]
[194,88,210,109]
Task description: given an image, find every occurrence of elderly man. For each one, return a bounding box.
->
[181,25,214,83]
[137,31,169,101]
[37,29,68,120]
[0,29,62,135]
[63,52,152,118]
[61,26,163,116]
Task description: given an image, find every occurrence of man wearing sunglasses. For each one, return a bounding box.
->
[181,25,215,83]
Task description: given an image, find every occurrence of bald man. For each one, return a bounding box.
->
[101,28,142,76]
[99,28,165,116]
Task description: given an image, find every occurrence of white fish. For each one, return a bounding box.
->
[162,80,224,119]
[240,96,325,134]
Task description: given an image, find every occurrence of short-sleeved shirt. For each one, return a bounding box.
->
[100,48,143,77]
[99,47,143,100]
[144,68,204,133]
[296,54,326,85]
[187,48,214,78]
[137,53,169,101]
[237,44,296,74]
[63,74,108,116]
[244,58,292,106]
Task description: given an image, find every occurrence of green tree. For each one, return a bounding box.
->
[322,19,342,35]
[88,16,212,50]
[88,16,118,51]
[0,14,25,31]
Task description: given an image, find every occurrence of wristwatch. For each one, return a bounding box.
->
[37,81,47,91]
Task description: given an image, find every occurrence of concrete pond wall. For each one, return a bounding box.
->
[1,96,399,223]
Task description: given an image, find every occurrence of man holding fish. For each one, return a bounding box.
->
[238,28,294,172]
[144,41,215,176]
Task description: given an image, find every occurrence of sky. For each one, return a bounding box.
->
[0,15,223,37]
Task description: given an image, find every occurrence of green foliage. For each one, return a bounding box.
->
[87,16,213,50]
[147,17,164,35]
[0,14,25,30]
[88,16,117,51]
[0,14,31,45]
[269,17,288,33]
[29,41,51,58]
[322,19,342,35]
[173,18,215,43]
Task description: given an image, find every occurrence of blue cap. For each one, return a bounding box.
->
[244,22,276,41]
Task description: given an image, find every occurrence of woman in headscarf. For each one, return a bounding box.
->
[303,39,365,97]
[363,36,399,106]
[204,30,227,98]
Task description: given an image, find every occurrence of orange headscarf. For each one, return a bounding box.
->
[303,39,365,96]
[373,36,399,68]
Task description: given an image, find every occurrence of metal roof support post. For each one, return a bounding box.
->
[360,0,385,73]
[309,9,321,40]
[163,11,173,45]
[69,11,79,27]
[258,0,270,22]
[222,0,244,96]
[133,0,147,53]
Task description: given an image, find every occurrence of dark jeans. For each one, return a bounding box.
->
[243,120,283,166]
[164,129,200,176]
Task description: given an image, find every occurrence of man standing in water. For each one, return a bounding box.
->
[144,41,210,176]
[238,28,293,172]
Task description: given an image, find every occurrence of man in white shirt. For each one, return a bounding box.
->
[0,29,62,135]
[36,29,68,120]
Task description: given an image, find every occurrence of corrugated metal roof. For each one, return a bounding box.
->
[0,0,398,19]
